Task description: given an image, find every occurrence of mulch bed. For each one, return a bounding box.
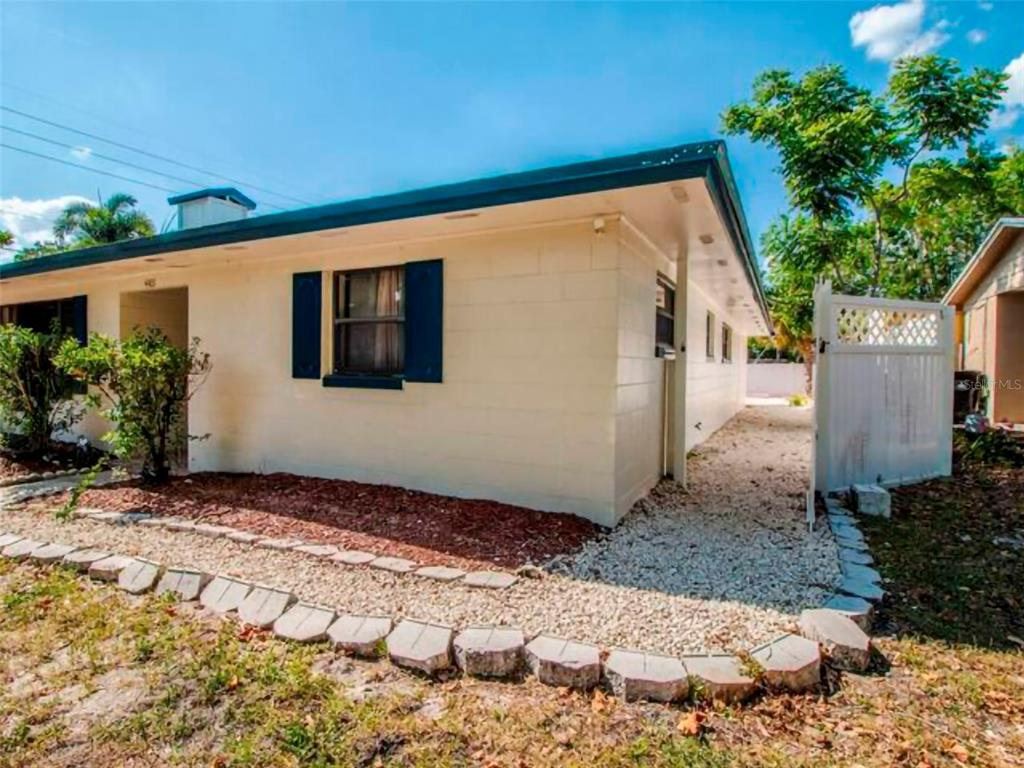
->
[0,442,101,484]
[73,472,602,570]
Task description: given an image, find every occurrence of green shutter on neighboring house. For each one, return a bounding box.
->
[404,259,443,383]
[71,295,87,344]
[292,271,322,379]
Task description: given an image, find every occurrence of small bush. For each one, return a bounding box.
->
[954,429,1024,468]
[788,392,810,407]
[0,323,83,454]
[57,327,211,483]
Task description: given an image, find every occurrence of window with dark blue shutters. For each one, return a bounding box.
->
[0,295,86,342]
[332,266,405,376]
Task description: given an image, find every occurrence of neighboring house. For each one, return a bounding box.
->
[0,142,770,527]
[944,217,1024,426]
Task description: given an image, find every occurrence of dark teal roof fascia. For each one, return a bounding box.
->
[0,140,770,327]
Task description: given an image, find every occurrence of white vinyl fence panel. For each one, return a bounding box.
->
[747,362,809,397]
[812,282,954,495]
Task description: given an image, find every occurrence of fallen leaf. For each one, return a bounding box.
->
[677,710,706,737]
[946,743,969,764]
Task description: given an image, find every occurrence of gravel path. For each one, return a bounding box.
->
[1,406,839,655]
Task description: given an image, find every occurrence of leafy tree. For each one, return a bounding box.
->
[0,323,83,454]
[14,240,65,261]
[53,192,154,248]
[0,229,13,251]
[723,55,1008,296]
[56,328,210,484]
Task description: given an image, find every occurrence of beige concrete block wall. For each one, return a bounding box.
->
[182,219,626,526]
[119,287,189,348]
[684,277,748,451]
[994,292,1024,423]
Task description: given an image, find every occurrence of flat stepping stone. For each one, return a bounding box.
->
[225,530,262,543]
[416,565,467,582]
[683,655,756,704]
[603,649,688,702]
[823,594,874,631]
[255,537,305,551]
[238,586,296,628]
[90,510,129,523]
[118,558,163,594]
[835,536,869,552]
[0,533,24,549]
[327,615,393,657]
[200,576,252,613]
[750,634,821,692]
[62,548,111,572]
[824,497,851,514]
[88,555,133,581]
[30,543,78,564]
[155,567,211,601]
[73,507,106,519]
[2,538,43,560]
[525,635,601,690]
[839,576,884,602]
[331,550,376,566]
[841,562,881,583]
[194,524,235,539]
[273,603,336,643]
[370,556,418,574]
[463,571,519,590]
[386,620,454,674]
[799,608,872,672]
[838,548,873,566]
[454,626,524,678]
[830,519,860,536]
[853,483,891,518]
[295,543,340,558]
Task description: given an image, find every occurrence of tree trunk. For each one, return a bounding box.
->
[798,338,816,395]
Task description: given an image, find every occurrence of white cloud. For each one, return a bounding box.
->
[0,195,90,260]
[967,29,988,45]
[991,51,1024,130]
[70,146,92,161]
[978,1,993,10]
[849,0,951,62]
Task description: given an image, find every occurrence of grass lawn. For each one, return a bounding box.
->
[1,463,1022,767]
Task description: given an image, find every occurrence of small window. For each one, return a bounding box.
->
[333,266,405,376]
[705,311,716,360]
[722,323,733,363]
[655,277,675,356]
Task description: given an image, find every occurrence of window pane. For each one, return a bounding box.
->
[346,268,404,319]
[343,321,404,374]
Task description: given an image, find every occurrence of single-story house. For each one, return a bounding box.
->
[0,141,770,527]
[944,217,1024,426]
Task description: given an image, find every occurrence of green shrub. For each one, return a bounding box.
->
[0,322,83,454]
[57,327,211,483]
[788,392,810,407]
[954,429,1024,468]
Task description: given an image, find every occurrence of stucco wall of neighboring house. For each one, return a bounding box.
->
[994,292,1024,423]
[684,277,748,451]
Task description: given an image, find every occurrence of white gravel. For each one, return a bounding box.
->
[1,405,839,655]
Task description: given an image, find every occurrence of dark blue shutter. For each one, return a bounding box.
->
[71,295,88,344]
[292,271,322,379]
[404,259,443,383]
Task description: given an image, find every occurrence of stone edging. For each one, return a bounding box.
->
[70,506,524,591]
[1,520,882,706]
[0,467,82,488]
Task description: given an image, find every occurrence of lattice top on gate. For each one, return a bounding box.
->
[833,304,941,347]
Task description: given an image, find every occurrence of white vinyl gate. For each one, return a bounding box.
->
[811,281,954,504]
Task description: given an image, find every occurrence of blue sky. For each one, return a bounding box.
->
[1,1,1021,260]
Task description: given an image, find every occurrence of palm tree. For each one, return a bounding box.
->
[53,193,154,247]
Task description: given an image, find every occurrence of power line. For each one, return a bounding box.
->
[1,106,314,207]
[1,125,286,212]
[1,142,179,194]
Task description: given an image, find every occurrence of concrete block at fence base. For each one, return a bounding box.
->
[525,635,601,690]
[682,655,756,704]
[200,576,253,614]
[328,615,393,657]
[156,568,211,601]
[387,620,454,674]
[799,609,872,672]
[853,484,891,518]
[603,649,688,702]
[454,626,524,678]
[118,558,163,594]
[823,594,874,631]
[750,634,821,692]
[238,586,296,628]
[273,603,336,643]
